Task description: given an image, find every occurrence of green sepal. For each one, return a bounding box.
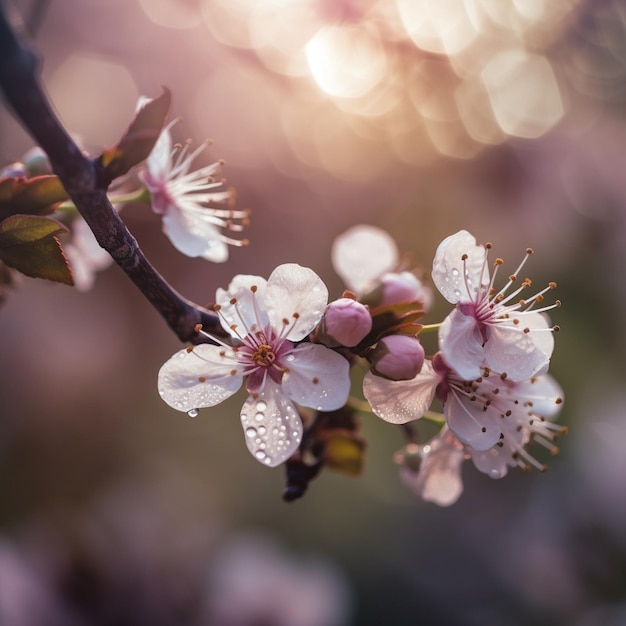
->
[0,175,69,219]
[99,87,171,184]
[0,214,73,285]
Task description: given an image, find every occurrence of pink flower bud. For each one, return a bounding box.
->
[322,298,372,347]
[380,272,433,310]
[369,334,425,381]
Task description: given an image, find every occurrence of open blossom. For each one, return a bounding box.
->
[139,120,249,262]
[432,230,559,381]
[364,352,564,455]
[158,264,351,467]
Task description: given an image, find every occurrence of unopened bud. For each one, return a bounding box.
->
[322,298,372,347]
[369,334,425,381]
[380,272,433,310]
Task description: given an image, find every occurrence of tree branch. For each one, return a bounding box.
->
[0,2,222,342]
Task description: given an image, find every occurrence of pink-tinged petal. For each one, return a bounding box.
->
[216,274,269,339]
[484,313,553,381]
[158,345,243,412]
[445,388,503,451]
[240,380,303,467]
[402,430,466,506]
[439,309,484,381]
[470,423,525,479]
[432,230,488,304]
[331,225,399,293]
[512,374,564,420]
[264,264,328,341]
[363,360,439,424]
[162,210,229,262]
[281,343,350,411]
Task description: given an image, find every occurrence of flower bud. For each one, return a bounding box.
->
[369,334,425,381]
[321,298,372,347]
[380,272,433,311]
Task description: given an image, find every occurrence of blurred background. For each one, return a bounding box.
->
[1,0,626,624]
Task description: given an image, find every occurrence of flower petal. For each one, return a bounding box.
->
[216,274,269,339]
[281,343,350,411]
[158,345,243,412]
[402,429,466,506]
[264,264,328,342]
[331,224,399,293]
[145,121,173,181]
[432,230,488,304]
[439,309,485,381]
[445,388,503,451]
[362,360,439,424]
[240,380,303,467]
[511,374,564,420]
[162,210,229,262]
[484,312,553,381]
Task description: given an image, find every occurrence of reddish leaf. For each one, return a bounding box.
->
[0,175,68,219]
[100,87,171,183]
[0,215,73,285]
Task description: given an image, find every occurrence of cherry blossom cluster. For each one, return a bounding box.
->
[158,223,564,506]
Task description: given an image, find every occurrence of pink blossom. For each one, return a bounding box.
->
[158,264,351,467]
[140,119,248,262]
[432,230,559,381]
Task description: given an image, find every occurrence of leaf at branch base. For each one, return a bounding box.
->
[99,87,172,183]
[0,215,73,285]
[0,175,68,219]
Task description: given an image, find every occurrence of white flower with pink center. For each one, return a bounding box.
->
[363,353,564,453]
[158,264,351,467]
[432,230,559,381]
[139,120,249,262]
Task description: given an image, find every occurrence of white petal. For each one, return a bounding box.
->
[145,121,174,180]
[158,345,243,412]
[331,225,399,293]
[162,210,229,262]
[240,380,303,467]
[215,274,269,339]
[432,230,488,304]
[484,313,553,381]
[445,389,502,451]
[281,343,350,411]
[439,309,485,381]
[513,374,564,420]
[264,264,328,341]
[362,360,439,425]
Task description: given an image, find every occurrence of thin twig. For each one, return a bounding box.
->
[0,2,223,343]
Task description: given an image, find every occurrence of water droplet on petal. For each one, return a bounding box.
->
[453,289,462,298]
[255,450,267,461]
[245,427,257,438]
[258,426,267,435]
[256,400,267,411]
[452,268,459,277]
[489,468,503,479]
[286,354,295,362]
[255,412,265,422]
[187,408,199,418]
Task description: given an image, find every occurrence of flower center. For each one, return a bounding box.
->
[252,343,277,367]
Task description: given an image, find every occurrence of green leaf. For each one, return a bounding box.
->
[0,175,68,219]
[0,215,73,285]
[99,87,172,183]
[323,433,366,476]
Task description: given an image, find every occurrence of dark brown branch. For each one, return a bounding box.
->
[0,2,222,342]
